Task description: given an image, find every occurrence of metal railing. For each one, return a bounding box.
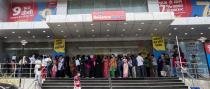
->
[175,62,210,89]
[0,63,45,89]
[0,63,36,78]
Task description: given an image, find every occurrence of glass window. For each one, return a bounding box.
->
[93,0,105,11]
[132,0,148,12]
[105,0,121,11]
[68,0,81,14]
[120,0,132,12]
[67,0,148,14]
[81,0,93,14]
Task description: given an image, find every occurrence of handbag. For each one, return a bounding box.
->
[161,71,167,76]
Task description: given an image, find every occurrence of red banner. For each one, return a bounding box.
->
[8,1,57,22]
[158,0,192,17]
[205,43,210,54]
[92,11,126,21]
[8,3,38,22]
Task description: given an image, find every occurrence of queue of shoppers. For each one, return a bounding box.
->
[1,52,187,78]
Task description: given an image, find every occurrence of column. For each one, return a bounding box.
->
[0,38,5,62]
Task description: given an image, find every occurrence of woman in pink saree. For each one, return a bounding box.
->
[123,56,129,78]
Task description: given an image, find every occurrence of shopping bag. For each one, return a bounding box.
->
[161,71,167,76]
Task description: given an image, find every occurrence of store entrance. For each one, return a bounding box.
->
[66,41,153,56]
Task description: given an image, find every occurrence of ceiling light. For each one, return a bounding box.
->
[141,22,144,24]
[12,32,15,34]
[200,33,204,35]
[122,29,126,31]
[185,33,188,35]
[4,37,7,39]
[124,22,128,25]
[159,21,162,24]
[138,29,142,31]
[91,29,95,32]
[18,36,21,39]
[154,28,158,31]
[43,30,46,33]
[169,33,172,36]
[27,31,31,34]
[32,35,35,38]
[90,24,94,26]
[76,30,79,32]
[173,28,177,30]
[107,29,110,32]
[191,27,194,30]
[107,23,110,26]
[57,24,61,27]
[121,34,124,36]
[136,34,139,36]
[61,30,64,33]
[47,36,50,38]
[74,24,77,27]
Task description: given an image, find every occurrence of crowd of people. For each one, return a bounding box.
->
[1,52,188,78]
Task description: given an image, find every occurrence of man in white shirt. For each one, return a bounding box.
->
[136,53,145,77]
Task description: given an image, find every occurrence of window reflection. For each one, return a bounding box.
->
[67,0,148,14]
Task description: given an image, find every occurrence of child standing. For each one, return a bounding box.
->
[74,73,81,89]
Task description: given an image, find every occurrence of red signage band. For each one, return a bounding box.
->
[8,3,38,22]
[205,43,210,54]
[92,11,126,21]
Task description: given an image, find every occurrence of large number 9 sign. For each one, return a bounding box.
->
[12,6,21,16]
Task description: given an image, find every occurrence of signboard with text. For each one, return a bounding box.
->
[54,39,65,57]
[8,0,57,22]
[92,11,126,21]
[158,0,210,17]
[152,36,166,59]
[158,0,192,17]
[152,36,166,51]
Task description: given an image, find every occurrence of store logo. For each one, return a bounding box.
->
[92,11,126,21]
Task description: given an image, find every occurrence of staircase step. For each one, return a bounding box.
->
[42,82,185,86]
[42,85,188,89]
[45,77,179,80]
[42,77,188,89]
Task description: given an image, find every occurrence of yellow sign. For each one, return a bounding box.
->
[152,36,166,51]
[54,39,65,53]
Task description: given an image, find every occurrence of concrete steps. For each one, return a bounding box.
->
[42,77,188,89]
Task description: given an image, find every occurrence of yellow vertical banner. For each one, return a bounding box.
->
[152,36,166,51]
[54,39,65,54]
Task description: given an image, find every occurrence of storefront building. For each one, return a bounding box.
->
[0,0,210,76]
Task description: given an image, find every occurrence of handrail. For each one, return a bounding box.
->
[0,63,47,79]
[26,80,42,89]
[181,66,196,87]
[175,62,209,89]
